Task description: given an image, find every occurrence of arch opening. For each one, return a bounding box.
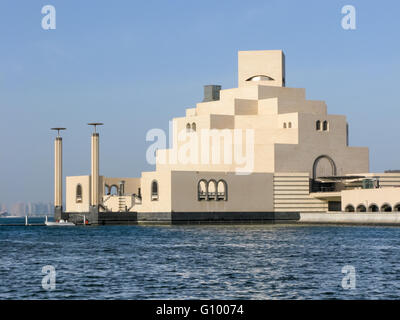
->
[207,180,217,200]
[381,203,392,212]
[151,180,159,201]
[368,204,379,212]
[356,204,367,212]
[217,180,227,201]
[76,184,82,203]
[323,120,329,131]
[110,185,118,196]
[198,179,207,200]
[312,155,337,179]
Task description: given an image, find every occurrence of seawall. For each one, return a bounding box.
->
[63,211,400,226]
[299,212,400,226]
[65,211,300,225]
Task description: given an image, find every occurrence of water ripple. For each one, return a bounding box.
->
[1,219,400,299]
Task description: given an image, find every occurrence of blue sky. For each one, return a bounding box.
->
[0,0,399,205]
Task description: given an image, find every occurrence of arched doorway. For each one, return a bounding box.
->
[345,205,355,212]
[313,155,337,179]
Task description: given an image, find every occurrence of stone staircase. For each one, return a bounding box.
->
[118,197,126,212]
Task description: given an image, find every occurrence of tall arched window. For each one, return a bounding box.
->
[217,180,227,201]
[186,123,191,132]
[151,180,159,201]
[288,122,292,128]
[207,180,217,200]
[105,184,110,195]
[316,120,321,131]
[198,179,207,200]
[76,184,82,203]
[283,122,287,129]
[192,122,196,132]
[323,120,328,131]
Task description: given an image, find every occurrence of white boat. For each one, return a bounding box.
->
[45,217,75,226]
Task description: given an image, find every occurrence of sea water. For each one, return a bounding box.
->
[1,217,400,299]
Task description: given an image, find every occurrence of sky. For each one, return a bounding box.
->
[0,0,399,205]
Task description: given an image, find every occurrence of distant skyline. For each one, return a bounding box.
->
[0,201,53,216]
[1,0,399,205]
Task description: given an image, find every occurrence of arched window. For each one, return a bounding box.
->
[323,120,328,131]
[110,185,118,196]
[105,184,110,195]
[207,180,217,200]
[283,122,287,129]
[394,204,400,212]
[198,179,207,200]
[76,184,82,203]
[217,180,227,201]
[356,204,366,212]
[186,123,191,132]
[192,122,196,132]
[345,205,355,212]
[368,204,379,212]
[151,180,159,201]
[316,120,321,131]
[381,203,392,212]
[288,122,292,128]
